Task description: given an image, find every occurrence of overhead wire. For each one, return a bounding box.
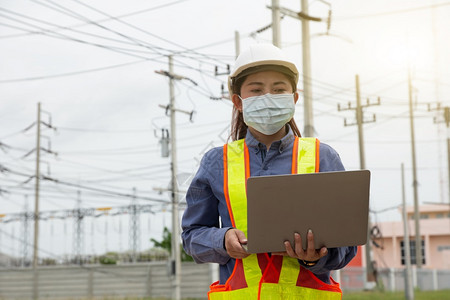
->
[34,0,231,77]
[67,0,229,66]
[0,8,222,83]
[31,0,169,56]
[0,0,194,40]
[1,164,168,204]
[334,1,450,21]
[0,11,168,63]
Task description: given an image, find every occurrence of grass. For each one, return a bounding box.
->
[70,290,450,300]
[344,290,450,299]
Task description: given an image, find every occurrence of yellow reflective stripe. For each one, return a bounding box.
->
[297,138,317,174]
[209,285,260,300]
[209,283,341,300]
[226,139,262,287]
[242,254,262,287]
[278,138,318,286]
[226,139,248,236]
[260,283,342,300]
[278,257,300,285]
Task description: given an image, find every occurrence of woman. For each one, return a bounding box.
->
[182,43,356,299]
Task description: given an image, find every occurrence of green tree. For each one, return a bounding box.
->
[150,227,194,262]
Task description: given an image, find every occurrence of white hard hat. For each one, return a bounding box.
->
[228,43,299,95]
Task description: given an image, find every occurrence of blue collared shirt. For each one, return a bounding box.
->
[181,127,357,284]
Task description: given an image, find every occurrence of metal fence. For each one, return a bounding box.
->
[1,264,449,299]
[0,262,212,299]
[334,267,450,292]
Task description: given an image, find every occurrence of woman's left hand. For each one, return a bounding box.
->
[272,230,328,262]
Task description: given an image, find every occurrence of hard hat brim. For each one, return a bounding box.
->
[228,60,299,96]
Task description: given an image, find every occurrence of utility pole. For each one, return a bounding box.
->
[22,195,29,268]
[268,3,330,137]
[431,1,445,203]
[235,31,240,59]
[402,163,415,300]
[155,57,183,300]
[155,57,197,300]
[338,74,380,286]
[271,0,281,47]
[428,105,450,234]
[408,67,422,268]
[429,105,450,206]
[33,102,41,300]
[300,0,314,137]
[169,56,181,300]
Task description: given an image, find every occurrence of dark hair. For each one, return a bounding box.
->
[229,67,302,141]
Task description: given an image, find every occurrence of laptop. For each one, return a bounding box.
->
[245,170,370,253]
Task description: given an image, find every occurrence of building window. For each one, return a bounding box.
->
[437,245,450,252]
[400,240,425,265]
[436,213,444,219]
[420,214,429,219]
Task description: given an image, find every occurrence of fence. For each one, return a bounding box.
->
[1,264,449,299]
[334,267,450,292]
[0,262,212,299]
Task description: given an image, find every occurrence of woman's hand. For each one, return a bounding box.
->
[273,230,328,262]
[225,229,250,259]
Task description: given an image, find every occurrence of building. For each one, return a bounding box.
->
[369,204,450,270]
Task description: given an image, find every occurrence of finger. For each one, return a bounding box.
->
[294,233,304,257]
[307,229,316,253]
[236,230,248,245]
[319,247,328,258]
[284,240,297,258]
[225,229,250,259]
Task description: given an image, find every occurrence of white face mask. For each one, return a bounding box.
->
[240,93,295,135]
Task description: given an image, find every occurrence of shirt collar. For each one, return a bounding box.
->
[245,125,295,153]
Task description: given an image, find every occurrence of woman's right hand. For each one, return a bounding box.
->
[225,229,250,259]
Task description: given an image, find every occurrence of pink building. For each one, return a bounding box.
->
[368,204,450,270]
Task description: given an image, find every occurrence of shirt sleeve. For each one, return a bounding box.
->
[181,147,232,265]
[301,142,357,274]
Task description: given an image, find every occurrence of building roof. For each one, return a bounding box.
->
[376,218,450,238]
[406,204,450,214]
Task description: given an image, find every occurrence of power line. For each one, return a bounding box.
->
[0,0,193,40]
[334,1,450,21]
[1,164,169,204]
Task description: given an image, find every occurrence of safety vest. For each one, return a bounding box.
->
[208,137,342,300]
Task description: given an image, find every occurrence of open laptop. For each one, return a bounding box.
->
[245,170,370,253]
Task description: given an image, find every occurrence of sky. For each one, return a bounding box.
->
[0,0,450,261]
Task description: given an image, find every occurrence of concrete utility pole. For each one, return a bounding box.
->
[300,0,314,137]
[402,163,415,300]
[408,67,422,269]
[338,74,380,286]
[429,105,450,206]
[33,102,41,300]
[235,31,240,59]
[169,56,181,300]
[268,3,327,137]
[22,196,29,268]
[156,56,197,300]
[271,0,281,47]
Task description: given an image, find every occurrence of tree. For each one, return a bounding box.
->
[150,227,193,262]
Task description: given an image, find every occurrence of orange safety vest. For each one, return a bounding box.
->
[208,137,342,300]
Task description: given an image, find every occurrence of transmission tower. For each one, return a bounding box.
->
[21,196,30,267]
[73,191,84,265]
[129,187,140,263]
